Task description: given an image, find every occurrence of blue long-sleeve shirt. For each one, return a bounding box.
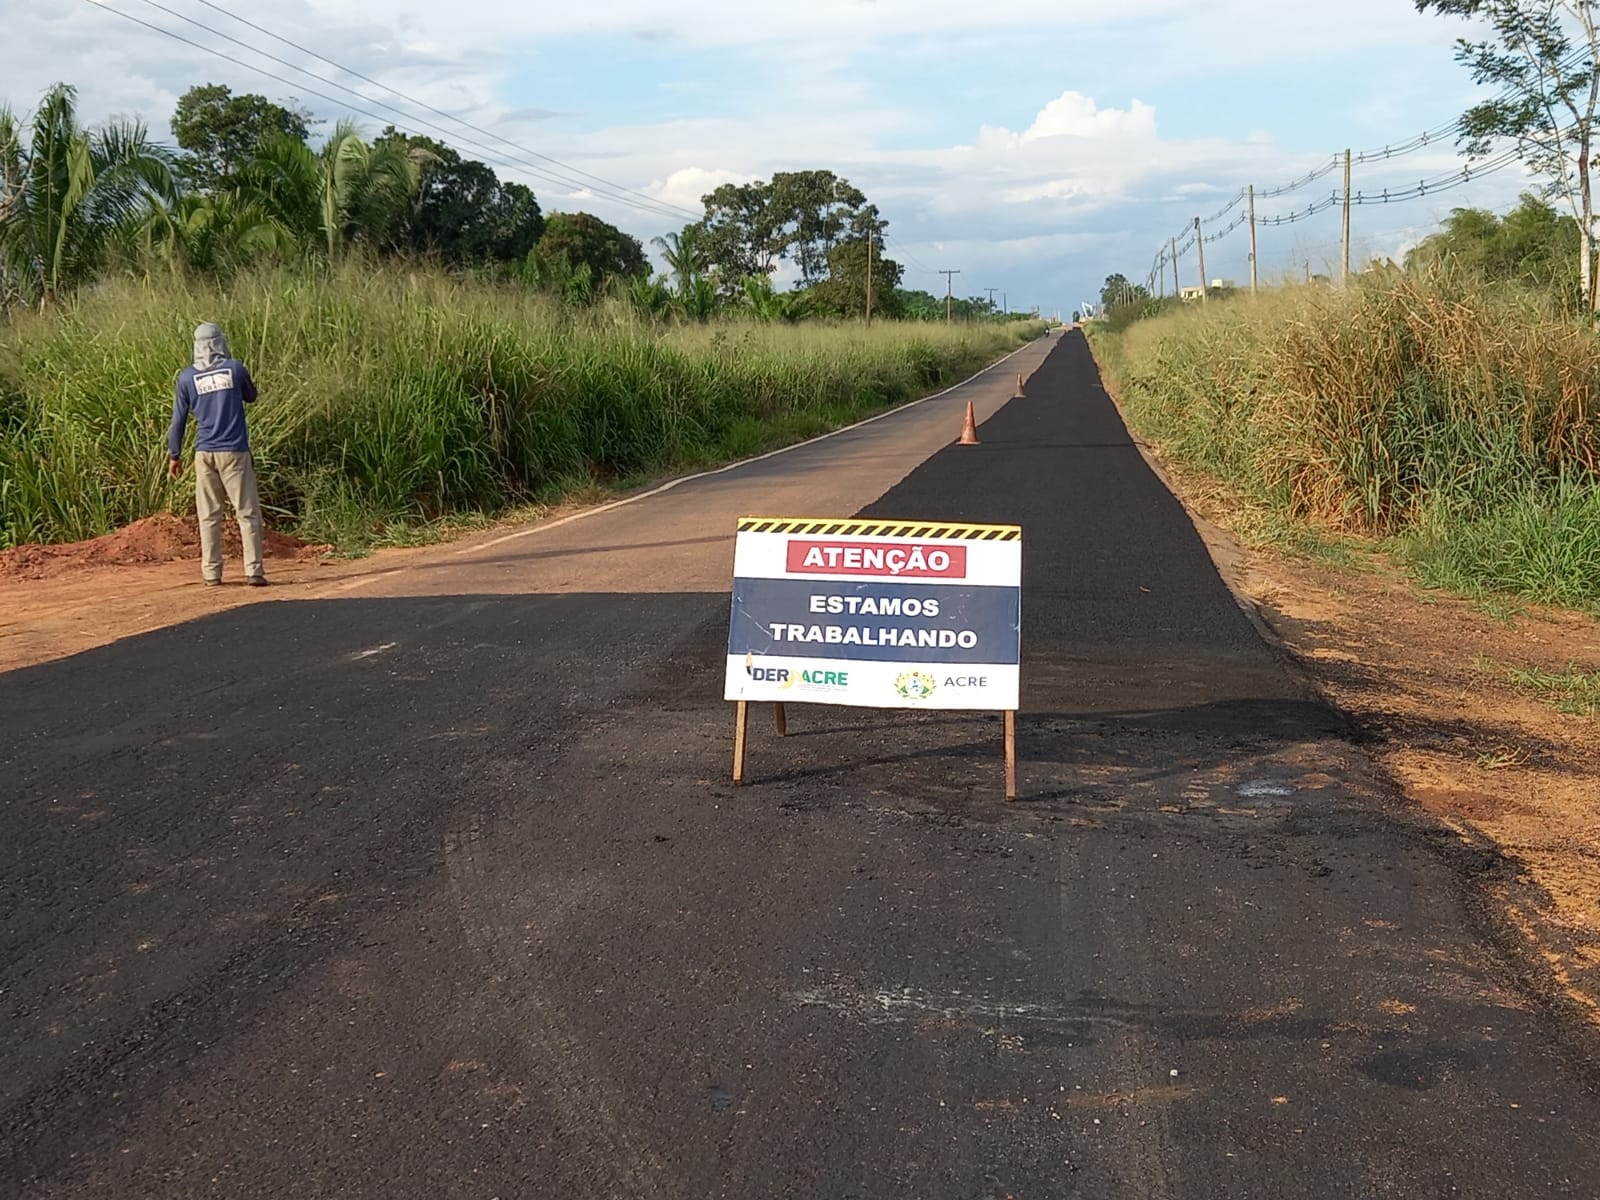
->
[168,359,258,458]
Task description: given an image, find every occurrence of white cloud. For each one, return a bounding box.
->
[1,0,1528,306]
[648,166,756,211]
[1022,93,1158,142]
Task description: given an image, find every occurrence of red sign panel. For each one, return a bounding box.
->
[785,540,968,579]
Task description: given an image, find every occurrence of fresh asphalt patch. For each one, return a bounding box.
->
[2,331,1598,1198]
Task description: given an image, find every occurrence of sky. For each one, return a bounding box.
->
[3,0,1548,313]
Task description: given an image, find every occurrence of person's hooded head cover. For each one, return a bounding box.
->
[193,323,230,371]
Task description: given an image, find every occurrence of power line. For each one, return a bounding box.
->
[1209,43,1594,218]
[183,0,700,221]
[881,232,934,275]
[1156,118,1563,287]
[1254,143,1531,229]
[123,0,695,221]
[82,0,697,224]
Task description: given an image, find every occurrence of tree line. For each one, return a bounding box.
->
[0,81,1026,323]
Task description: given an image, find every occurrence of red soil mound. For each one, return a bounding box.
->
[0,514,331,581]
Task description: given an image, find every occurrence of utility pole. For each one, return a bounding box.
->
[1248,184,1259,294]
[1171,237,1180,296]
[984,286,998,317]
[1002,291,1008,317]
[865,228,873,326]
[940,269,960,322]
[1194,217,1208,302]
[1341,148,1353,283]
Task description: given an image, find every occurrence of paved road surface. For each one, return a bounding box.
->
[3,331,1597,1198]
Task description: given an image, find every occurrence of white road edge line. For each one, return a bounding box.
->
[458,337,1045,555]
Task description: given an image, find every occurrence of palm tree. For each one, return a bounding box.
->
[0,84,174,308]
[651,224,708,296]
[238,121,425,258]
[133,192,292,275]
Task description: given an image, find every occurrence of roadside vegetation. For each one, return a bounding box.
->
[1092,1,1600,615]
[1091,246,1600,611]
[0,81,1042,552]
[0,266,1039,551]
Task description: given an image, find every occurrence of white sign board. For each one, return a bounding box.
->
[724,517,1022,711]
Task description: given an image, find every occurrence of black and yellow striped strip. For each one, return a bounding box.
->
[737,517,1021,541]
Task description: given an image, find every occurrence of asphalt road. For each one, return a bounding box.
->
[3,330,1597,1198]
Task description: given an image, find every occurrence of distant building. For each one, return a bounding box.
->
[1179,286,1205,301]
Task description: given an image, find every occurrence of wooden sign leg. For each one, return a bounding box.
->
[733,701,749,786]
[774,703,787,737]
[1004,710,1018,801]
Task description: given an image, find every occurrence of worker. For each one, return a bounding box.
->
[167,322,267,587]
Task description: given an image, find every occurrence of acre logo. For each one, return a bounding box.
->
[745,660,849,692]
[797,669,849,690]
[894,671,939,701]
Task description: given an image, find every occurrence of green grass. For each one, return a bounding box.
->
[1091,269,1600,610]
[1505,663,1600,717]
[1473,596,1528,627]
[1395,474,1600,612]
[0,264,1042,552]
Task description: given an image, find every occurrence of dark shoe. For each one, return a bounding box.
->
[246,575,269,588]
[203,578,222,587]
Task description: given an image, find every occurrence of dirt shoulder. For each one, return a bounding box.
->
[0,502,588,673]
[1104,408,1600,1025]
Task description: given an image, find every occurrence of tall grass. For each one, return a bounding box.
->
[1093,268,1600,610]
[0,264,1042,550]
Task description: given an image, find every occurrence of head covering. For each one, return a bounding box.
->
[193,323,230,371]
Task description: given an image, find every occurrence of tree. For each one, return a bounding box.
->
[1405,193,1582,295]
[895,288,945,321]
[0,83,175,307]
[741,273,793,320]
[698,180,786,284]
[171,84,310,193]
[651,223,709,295]
[132,191,291,275]
[534,212,648,286]
[697,171,885,291]
[1100,273,1150,310]
[374,129,543,265]
[766,170,880,285]
[1416,0,1600,309]
[237,121,424,258]
[808,237,903,317]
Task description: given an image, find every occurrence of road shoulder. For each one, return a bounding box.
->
[1091,343,1600,1029]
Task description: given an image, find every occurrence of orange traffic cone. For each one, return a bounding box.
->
[958,400,980,445]
[1015,372,1025,398]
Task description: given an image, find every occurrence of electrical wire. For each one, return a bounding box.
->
[183,0,701,221]
[881,232,935,275]
[1152,49,1596,270]
[82,0,698,223]
[123,0,696,221]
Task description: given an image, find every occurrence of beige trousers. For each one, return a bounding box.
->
[195,450,264,581]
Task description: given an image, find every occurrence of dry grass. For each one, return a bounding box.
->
[1094,269,1600,608]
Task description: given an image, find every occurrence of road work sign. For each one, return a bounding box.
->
[724,517,1022,711]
